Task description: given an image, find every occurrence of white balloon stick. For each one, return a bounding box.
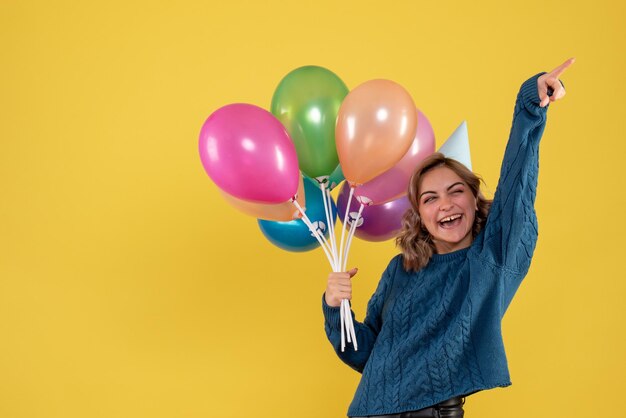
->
[342,300,351,343]
[343,299,358,350]
[348,301,358,351]
[324,187,339,270]
[300,185,358,351]
[342,203,365,272]
[340,299,346,352]
[320,183,339,271]
[292,200,335,269]
[338,186,354,270]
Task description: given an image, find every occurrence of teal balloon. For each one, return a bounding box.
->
[258,176,337,252]
[328,164,345,191]
[271,66,349,178]
[312,164,345,192]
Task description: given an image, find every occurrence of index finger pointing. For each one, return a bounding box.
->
[549,57,576,78]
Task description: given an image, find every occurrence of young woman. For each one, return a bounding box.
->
[323,59,574,418]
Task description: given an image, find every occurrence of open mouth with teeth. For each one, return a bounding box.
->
[438,214,463,229]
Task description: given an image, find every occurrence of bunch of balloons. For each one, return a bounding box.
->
[198,66,435,351]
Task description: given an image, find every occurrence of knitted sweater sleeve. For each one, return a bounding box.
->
[321,256,398,373]
[477,73,548,300]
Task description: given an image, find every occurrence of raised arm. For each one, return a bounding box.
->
[477,59,574,276]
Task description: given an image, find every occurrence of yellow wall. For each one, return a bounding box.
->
[1,1,624,417]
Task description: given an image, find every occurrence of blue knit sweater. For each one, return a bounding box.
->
[323,74,548,417]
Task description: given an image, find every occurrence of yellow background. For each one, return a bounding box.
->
[2,1,624,417]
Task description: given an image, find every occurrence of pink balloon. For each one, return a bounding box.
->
[354,110,435,205]
[199,103,300,204]
[337,183,411,242]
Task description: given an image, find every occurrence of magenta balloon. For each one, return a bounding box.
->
[199,103,300,204]
[337,183,412,242]
[354,110,435,205]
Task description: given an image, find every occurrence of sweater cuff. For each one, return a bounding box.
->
[520,73,545,105]
[322,293,342,330]
[520,73,549,116]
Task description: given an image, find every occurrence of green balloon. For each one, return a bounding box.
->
[271,66,349,179]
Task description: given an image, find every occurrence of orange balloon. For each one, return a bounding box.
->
[221,175,305,221]
[336,79,417,185]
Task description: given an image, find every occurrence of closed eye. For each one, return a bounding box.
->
[449,182,466,193]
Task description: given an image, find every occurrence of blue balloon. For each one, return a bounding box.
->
[258,176,337,252]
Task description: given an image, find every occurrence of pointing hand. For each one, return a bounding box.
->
[538,58,575,108]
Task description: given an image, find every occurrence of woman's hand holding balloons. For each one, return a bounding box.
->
[538,58,575,107]
[325,268,358,307]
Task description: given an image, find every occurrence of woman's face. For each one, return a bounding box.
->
[417,166,478,254]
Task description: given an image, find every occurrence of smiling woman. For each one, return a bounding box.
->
[322,59,574,418]
[399,155,492,267]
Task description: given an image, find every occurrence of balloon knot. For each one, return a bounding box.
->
[347,212,364,227]
[315,176,329,185]
[356,195,373,206]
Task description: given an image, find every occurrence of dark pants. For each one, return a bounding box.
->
[352,397,465,418]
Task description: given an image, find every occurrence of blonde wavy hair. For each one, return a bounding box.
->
[396,153,492,272]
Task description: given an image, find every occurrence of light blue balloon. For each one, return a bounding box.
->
[258,176,337,252]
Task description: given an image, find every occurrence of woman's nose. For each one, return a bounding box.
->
[439,196,453,211]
